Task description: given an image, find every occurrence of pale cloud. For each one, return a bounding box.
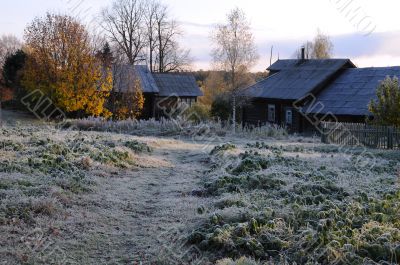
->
[354,55,400,68]
[175,0,400,70]
[185,29,400,71]
[376,31,400,57]
[2,0,400,71]
[180,21,214,29]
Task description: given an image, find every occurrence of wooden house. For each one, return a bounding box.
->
[302,66,400,126]
[243,57,400,133]
[111,65,203,119]
[243,58,356,132]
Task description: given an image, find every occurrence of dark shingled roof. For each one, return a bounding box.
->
[112,65,159,93]
[246,59,355,100]
[153,73,203,97]
[134,65,159,93]
[112,65,202,97]
[304,67,400,116]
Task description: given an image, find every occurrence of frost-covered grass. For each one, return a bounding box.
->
[2,117,400,264]
[0,124,153,264]
[0,124,152,201]
[192,142,400,264]
[69,117,288,139]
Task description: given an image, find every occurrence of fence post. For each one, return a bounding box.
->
[319,122,396,150]
[321,123,328,144]
[388,126,394,149]
[363,123,367,146]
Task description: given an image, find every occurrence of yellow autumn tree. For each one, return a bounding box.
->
[22,13,112,117]
[114,78,145,120]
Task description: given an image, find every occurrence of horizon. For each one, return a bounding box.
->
[1,0,400,71]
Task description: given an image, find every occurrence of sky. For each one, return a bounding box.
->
[1,0,400,71]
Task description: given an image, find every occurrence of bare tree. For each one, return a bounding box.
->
[144,0,162,72]
[157,36,192,72]
[0,35,22,69]
[294,41,313,59]
[295,31,333,59]
[101,0,147,65]
[152,5,191,72]
[101,0,191,72]
[211,8,259,132]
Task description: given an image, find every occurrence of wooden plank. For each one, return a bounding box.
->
[320,121,399,150]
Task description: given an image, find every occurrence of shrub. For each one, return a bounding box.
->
[185,103,211,122]
[211,95,232,122]
[216,257,260,265]
[231,152,271,175]
[369,76,400,126]
[124,140,153,153]
[210,143,236,156]
[205,174,286,196]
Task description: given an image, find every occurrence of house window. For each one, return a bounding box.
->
[286,109,293,125]
[268,104,275,122]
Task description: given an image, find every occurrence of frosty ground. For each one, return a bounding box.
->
[0,114,399,264]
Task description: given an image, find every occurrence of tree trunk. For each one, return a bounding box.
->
[158,25,163,73]
[231,69,236,134]
[149,45,153,72]
[232,95,236,134]
[0,102,2,127]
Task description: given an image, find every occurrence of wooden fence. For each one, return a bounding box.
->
[321,122,400,149]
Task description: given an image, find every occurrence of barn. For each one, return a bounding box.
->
[111,65,203,119]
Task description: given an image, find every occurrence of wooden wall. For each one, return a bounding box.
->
[243,98,302,132]
[140,93,156,119]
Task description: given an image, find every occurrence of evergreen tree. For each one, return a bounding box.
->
[96,42,114,69]
[2,49,26,88]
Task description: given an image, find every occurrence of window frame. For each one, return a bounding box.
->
[268,104,276,123]
[285,109,293,125]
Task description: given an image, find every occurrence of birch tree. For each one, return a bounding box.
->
[211,8,259,132]
[312,31,333,59]
[295,31,333,59]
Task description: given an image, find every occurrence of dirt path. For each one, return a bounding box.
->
[63,138,211,264]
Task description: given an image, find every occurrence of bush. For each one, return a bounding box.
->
[216,257,260,265]
[124,140,153,153]
[369,76,400,126]
[211,95,232,122]
[185,103,211,122]
[210,143,236,155]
